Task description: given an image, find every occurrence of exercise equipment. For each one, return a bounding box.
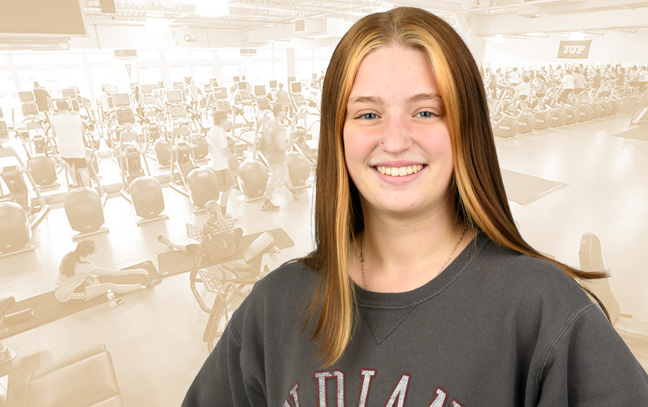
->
[515,112,536,134]
[0,296,18,367]
[129,176,168,225]
[64,187,108,240]
[26,154,58,188]
[0,202,33,256]
[168,125,198,200]
[237,159,268,201]
[187,201,280,312]
[0,144,49,229]
[187,167,220,209]
[533,110,552,130]
[493,116,519,138]
[154,138,171,167]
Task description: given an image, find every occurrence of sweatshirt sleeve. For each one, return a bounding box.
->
[536,303,648,405]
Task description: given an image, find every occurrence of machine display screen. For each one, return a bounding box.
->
[141,84,153,94]
[116,108,136,125]
[169,105,187,119]
[213,87,227,99]
[167,90,183,103]
[62,88,77,99]
[290,81,302,93]
[21,103,38,116]
[112,93,131,107]
[254,85,266,97]
[18,91,35,103]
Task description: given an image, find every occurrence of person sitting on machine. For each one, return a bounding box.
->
[49,99,91,188]
[55,240,154,304]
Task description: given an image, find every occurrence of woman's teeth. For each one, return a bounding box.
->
[375,165,424,177]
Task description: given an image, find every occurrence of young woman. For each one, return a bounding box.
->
[55,240,152,303]
[183,7,648,406]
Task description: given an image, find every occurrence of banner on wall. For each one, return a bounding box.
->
[557,40,591,59]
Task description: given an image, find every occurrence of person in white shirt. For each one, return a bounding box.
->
[49,99,91,187]
[206,111,236,215]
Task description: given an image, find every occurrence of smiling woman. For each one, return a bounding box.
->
[343,46,455,230]
[183,7,648,406]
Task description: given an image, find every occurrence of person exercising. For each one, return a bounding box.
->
[260,104,290,212]
[49,99,91,188]
[55,240,153,303]
[206,111,236,216]
[33,81,51,113]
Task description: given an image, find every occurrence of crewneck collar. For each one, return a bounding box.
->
[354,231,489,309]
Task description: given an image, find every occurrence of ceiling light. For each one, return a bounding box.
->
[569,32,585,40]
[195,0,229,17]
[145,19,170,34]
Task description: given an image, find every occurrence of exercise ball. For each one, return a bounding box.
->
[190,135,209,161]
[27,154,57,186]
[154,139,171,166]
[0,202,30,253]
[130,176,165,219]
[187,167,220,208]
[238,160,268,199]
[64,187,105,233]
[286,152,310,188]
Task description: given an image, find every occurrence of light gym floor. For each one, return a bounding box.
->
[1,108,647,406]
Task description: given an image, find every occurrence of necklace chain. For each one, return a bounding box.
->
[359,226,467,290]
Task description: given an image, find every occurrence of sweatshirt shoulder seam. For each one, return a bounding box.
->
[534,302,598,390]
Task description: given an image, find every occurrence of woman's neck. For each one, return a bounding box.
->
[353,206,473,293]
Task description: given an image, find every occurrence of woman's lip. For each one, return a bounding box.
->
[372,164,426,181]
[372,160,425,167]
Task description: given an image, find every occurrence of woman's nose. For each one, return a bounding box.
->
[380,114,412,153]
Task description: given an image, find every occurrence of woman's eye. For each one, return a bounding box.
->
[417,111,436,118]
[357,113,377,120]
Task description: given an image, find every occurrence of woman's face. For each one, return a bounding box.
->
[343,45,455,220]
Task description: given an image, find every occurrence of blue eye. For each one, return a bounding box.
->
[417,111,436,118]
[357,113,377,120]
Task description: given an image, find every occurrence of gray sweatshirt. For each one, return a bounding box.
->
[183,232,648,406]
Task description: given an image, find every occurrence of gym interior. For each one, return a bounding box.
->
[1,0,648,405]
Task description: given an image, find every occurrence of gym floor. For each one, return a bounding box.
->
[1,107,648,406]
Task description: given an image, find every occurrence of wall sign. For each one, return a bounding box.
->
[557,40,592,59]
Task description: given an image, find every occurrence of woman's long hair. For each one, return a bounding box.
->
[301,7,608,367]
[59,240,96,277]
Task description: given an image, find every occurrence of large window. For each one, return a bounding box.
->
[137,67,162,83]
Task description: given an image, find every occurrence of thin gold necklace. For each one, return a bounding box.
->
[358,226,467,290]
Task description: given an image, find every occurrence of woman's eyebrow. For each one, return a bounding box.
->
[347,93,442,105]
[408,93,442,103]
[348,95,383,105]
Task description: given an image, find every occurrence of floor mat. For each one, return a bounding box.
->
[0,261,159,340]
[500,169,567,206]
[157,227,294,276]
[613,124,648,141]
